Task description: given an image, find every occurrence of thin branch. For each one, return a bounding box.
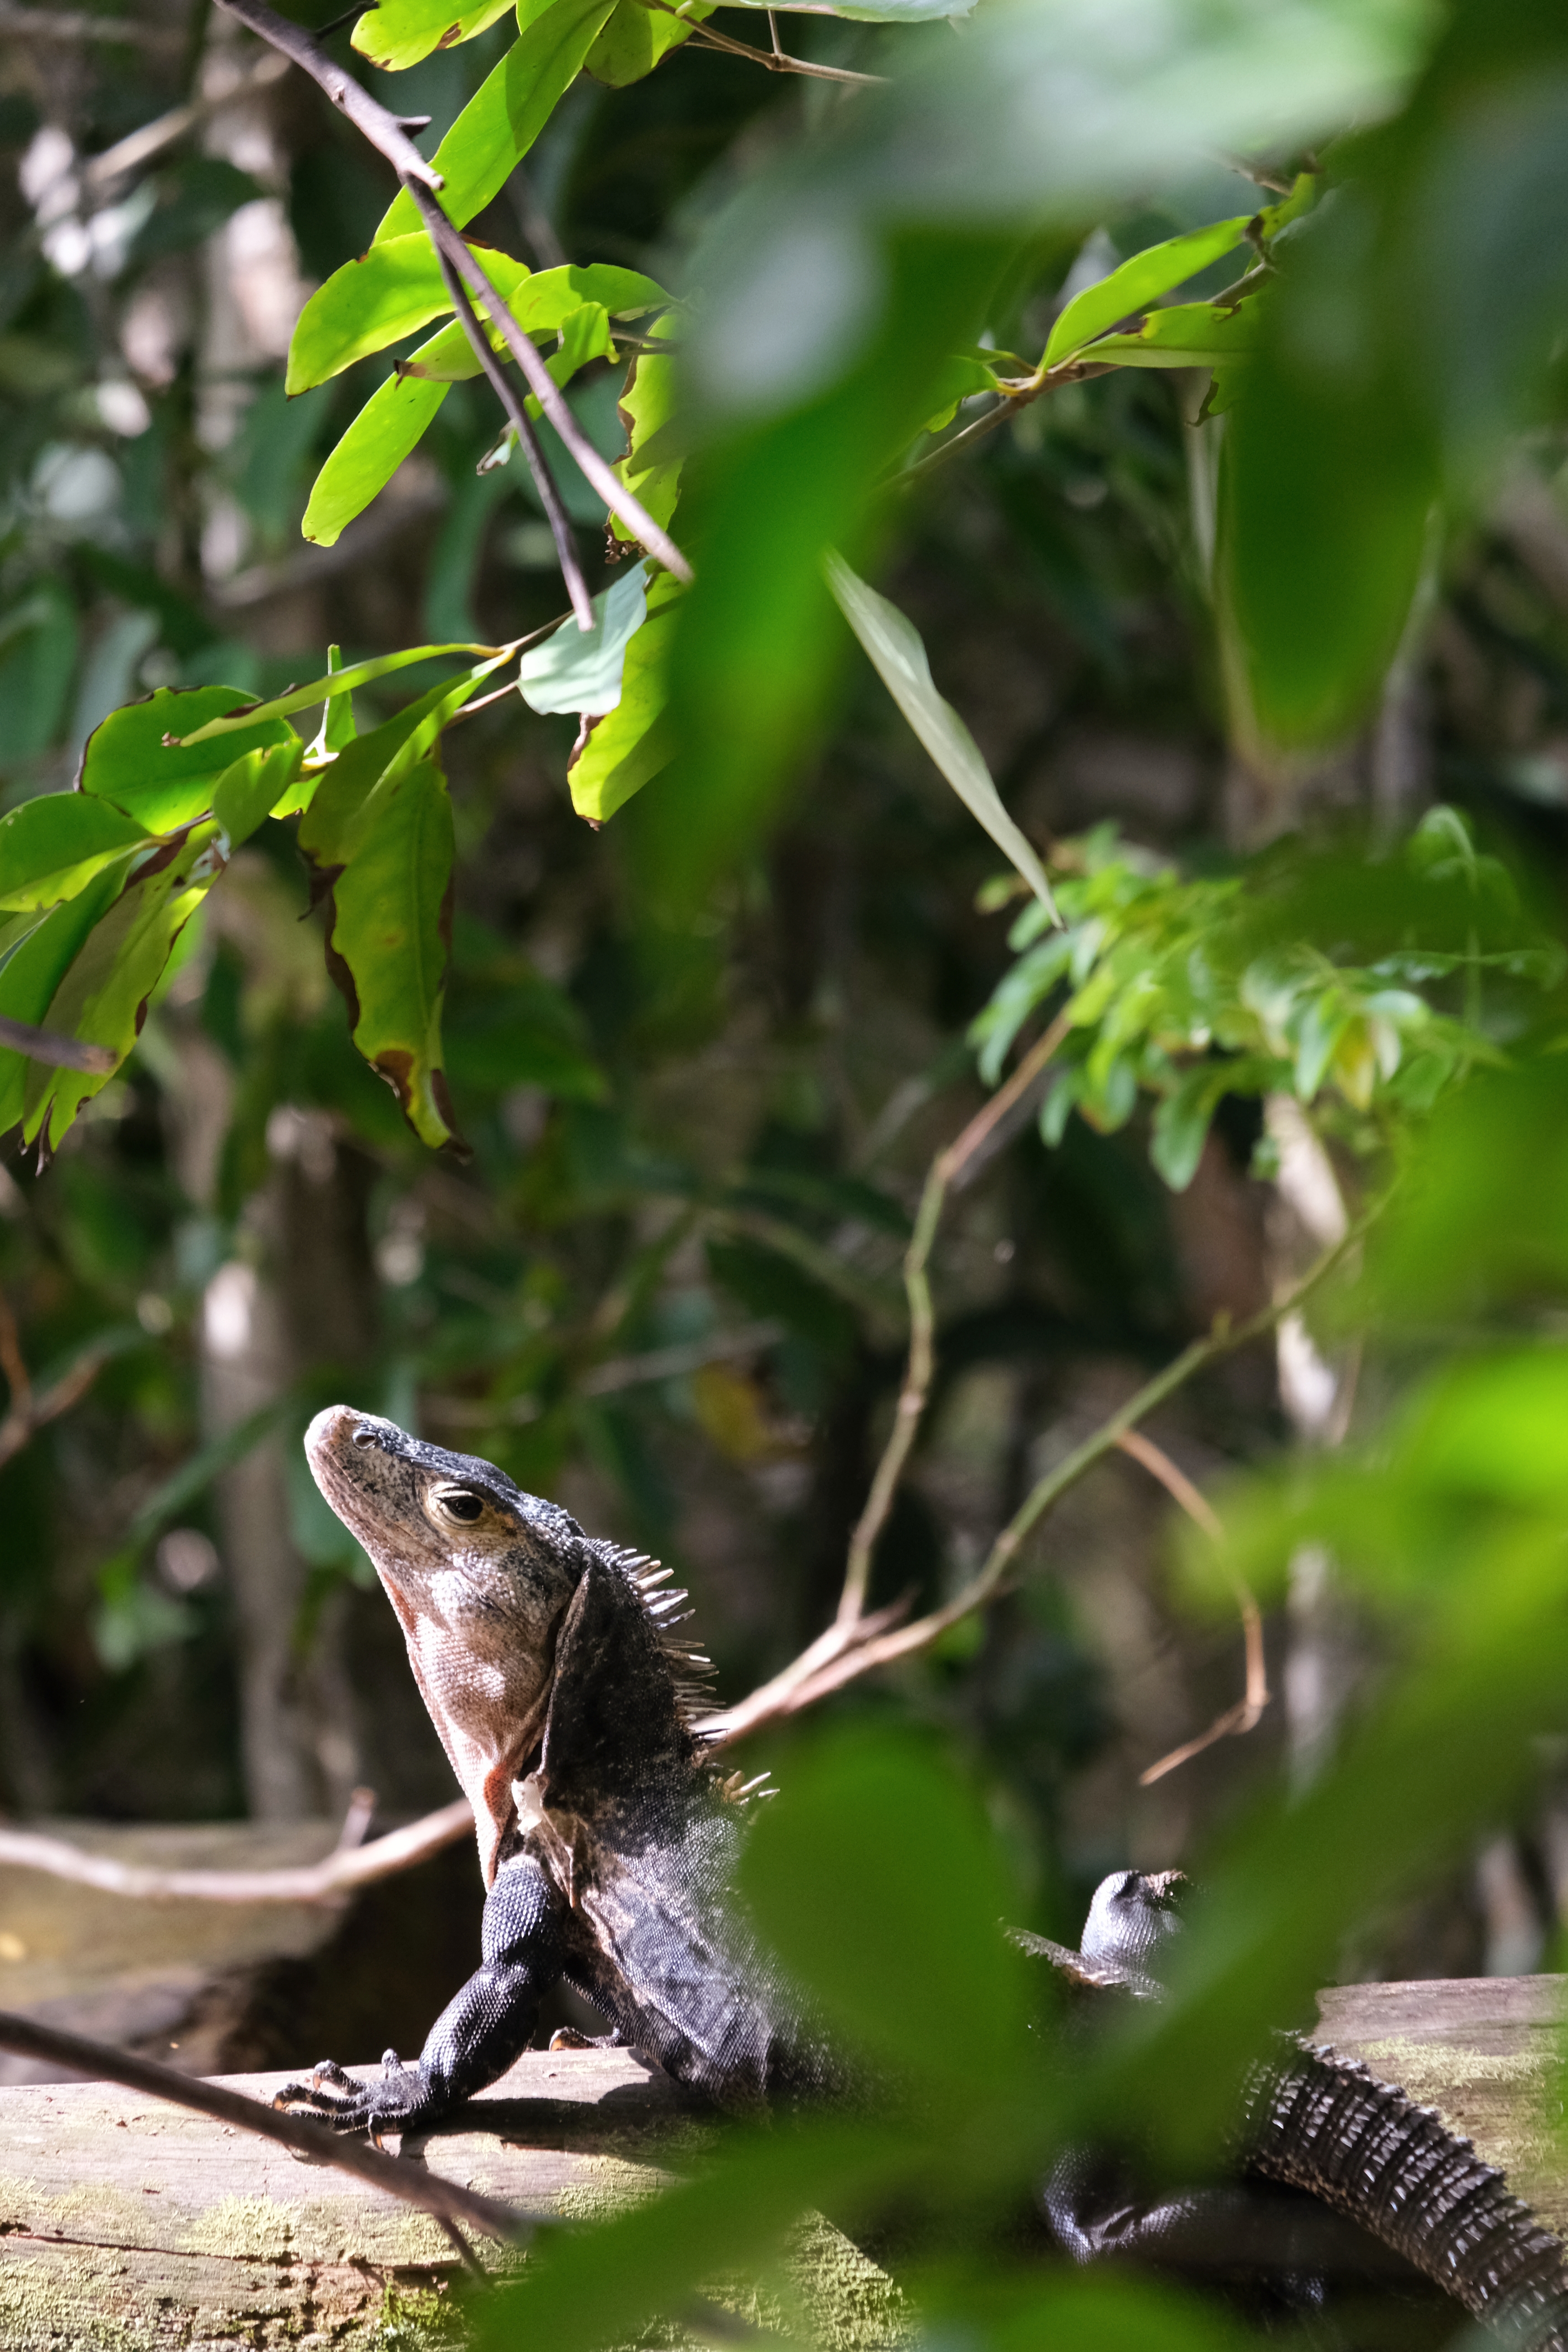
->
[0,1796,474,1903]
[407,188,593,631]
[703,1211,1369,1743]
[80,52,291,194]
[0,1015,116,1074]
[837,1012,1071,1626]
[0,2009,527,2246]
[401,180,694,584]
[1111,1426,1270,1785]
[213,0,441,190]
[893,359,1118,493]
[639,0,883,84]
[0,3,184,45]
[0,1334,118,1475]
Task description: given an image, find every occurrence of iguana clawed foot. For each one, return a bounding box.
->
[273,2048,447,2138]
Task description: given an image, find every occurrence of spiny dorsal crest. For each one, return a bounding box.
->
[605,1545,720,1734]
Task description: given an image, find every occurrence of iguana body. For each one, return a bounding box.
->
[282,1407,836,2128]
[287,1409,1568,2346]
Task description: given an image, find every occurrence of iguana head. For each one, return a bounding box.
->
[306,1405,589,1882]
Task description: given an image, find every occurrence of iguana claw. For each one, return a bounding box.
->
[272,2049,442,2136]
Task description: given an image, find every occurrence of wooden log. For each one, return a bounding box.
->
[0,1976,1562,2347]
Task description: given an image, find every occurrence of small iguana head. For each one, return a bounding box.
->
[1080,1868,1188,1989]
[306,1406,590,1879]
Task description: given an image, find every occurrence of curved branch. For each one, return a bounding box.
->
[704,1212,1368,1744]
[0,1796,474,1903]
[0,2008,526,2245]
[213,0,441,189]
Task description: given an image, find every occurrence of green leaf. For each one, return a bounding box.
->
[568,567,683,823]
[78,687,299,833]
[1078,295,1262,369]
[1150,1061,1239,1192]
[518,562,648,715]
[825,553,1057,920]
[0,867,126,1133]
[0,793,150,913]
[211,741,304,851]
[372,0,623,244]
[352,0,517,71]
[319,758,464,1154]
[610,349,681,546]
[181,646,498,748]
[23,823,224,1152]
[1043,215,1253,369]
[1404,1350,1568,1507]
[302,370,450,548]
[584,0,711,84]
[286,236,521,395]
[299,678,477,868]
[738,1728,1025,2093]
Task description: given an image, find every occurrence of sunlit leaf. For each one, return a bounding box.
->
[302,370,450,548]
[1043,214,1253,369]
[610,349,681,546]
[78,687,298,833]
[372,0,624,243]
[352,0,517,72]
[1078,295,1262,369]
[825,553,1057,918]
[0,794,150,913]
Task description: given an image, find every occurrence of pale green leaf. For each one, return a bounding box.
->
[568,569,684,822]
[824,553,1057,921]
[518,562,649,715]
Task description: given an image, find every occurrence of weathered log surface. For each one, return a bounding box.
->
[0,2047,702,2347]
[0,1974,1562,2348]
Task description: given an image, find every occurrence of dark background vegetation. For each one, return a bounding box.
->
[3,0,1567,2025]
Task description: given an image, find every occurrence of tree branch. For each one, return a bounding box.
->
[213,0,441,189]
[401,180,694,584]
[410,191,594,631]
[0,2009,527,2245]
[893,359,1119,493]
[702,1209,1367,1744]
[0,1796,474,1903]
[0,1015,116,1074]
[1113,1426,1271,1785]
[0,1314,119,1476]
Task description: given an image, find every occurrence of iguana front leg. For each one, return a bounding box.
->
[276,1851,565,2137]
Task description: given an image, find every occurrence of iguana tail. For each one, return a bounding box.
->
[1243,2041,1568,2350]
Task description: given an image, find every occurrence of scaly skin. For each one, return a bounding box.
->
[283,1413,1568,2348]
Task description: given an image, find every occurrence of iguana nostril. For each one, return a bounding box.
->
[352,1424,377,1449]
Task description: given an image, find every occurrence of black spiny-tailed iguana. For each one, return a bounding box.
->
[282,1406,1568,2347]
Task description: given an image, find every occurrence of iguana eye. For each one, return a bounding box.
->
[432,1487,485,1524]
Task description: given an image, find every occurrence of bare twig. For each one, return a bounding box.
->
[702,1211,1367,1744]
[837,1012,1071,1627]
[0,2009,526,2246]
[0,1796,474,1903]
[401,180,694,584]
[406,185,593,630]
[213,0,441,190]
[1111,1427,1270,1785]
[893,360,1118,493]
[79,52,291,194]
[0,1015,116,1074]
[0,1327,118,1476]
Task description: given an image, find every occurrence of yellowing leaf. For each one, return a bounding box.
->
[352,0,516,73]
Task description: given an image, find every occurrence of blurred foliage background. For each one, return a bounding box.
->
[8,0,1568,2336]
